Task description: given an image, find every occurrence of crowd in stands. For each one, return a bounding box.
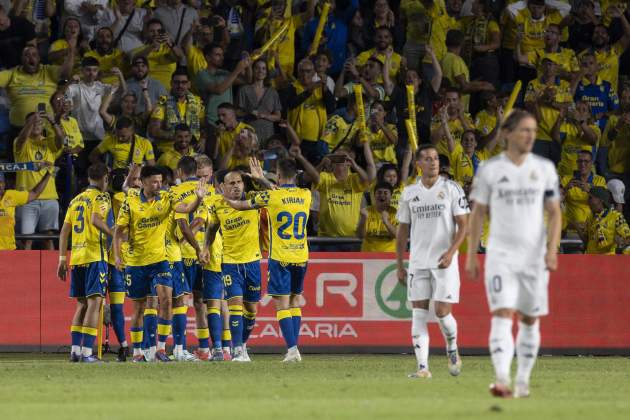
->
[0,0,629,254]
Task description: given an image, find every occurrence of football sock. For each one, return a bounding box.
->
[109,292,126,346]
[515,320,540,386]
[229,305,244,347]
[411,308,430,370]
[142,309,158,350]
[71,325,82,355]
[172,306,187,347]
[277,309,296,349]
[81,326,98,357]
[490,316,514,385]
[157,318,172,351]
[197,328,210,351]
[242,309,256,343]
[130,327,143,352]
[222,329,232,349]
[438,313,459,353]
[290,307,302,345]
[207,306,223,349]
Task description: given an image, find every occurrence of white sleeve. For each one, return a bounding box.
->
[451,182,470,216]
[64,0,82,16]
[396,192,411,224]
[544,162,560,202]
[546,0,571,17]
[469,163,491,206]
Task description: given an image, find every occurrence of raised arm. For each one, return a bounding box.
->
[27,170,53,202]
[427,46,442,94]
[289,143,320,185]
[362,138,377,183]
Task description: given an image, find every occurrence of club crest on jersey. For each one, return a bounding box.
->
[438,191,446,200]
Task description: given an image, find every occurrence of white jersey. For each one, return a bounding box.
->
[470,153,560,267]
[397,176,470,270]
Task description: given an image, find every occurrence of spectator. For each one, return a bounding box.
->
[0,166,52,250]
[601,85,630,184]
[568,0,598,53]
[363,0,400,51]
[130,18,184,89]
[125,56,168,116]
[356,27,403,85]
[237,59,282,143]
[461,0,501,89]
[48,17,87,72]
[63,0,110,41]
[100,89,150,137]
[574,52,619,133]
[149,67,206,154]
[347,9,368,58]
[399,0,439,71]
[474,91,506,151]
[575,186,630,254]
[102,0,149,55]
[335,56,386,108]
[607,178,625,214]
[218,127,259,171]
[14,112,63,250]
[321,95,358,153]
[214,102,254,159]
[358,181,398,252]
[562,150,607,231]
[365,100,397,166]
[83,27,126,86]
[154,0,199,45]
[10,0,55,56]
[431,87,475,157]
[313,50,336,94]
[157,123,198,171]
[0,4,36,69]
[181,16,230,78]
[90,116,155,170]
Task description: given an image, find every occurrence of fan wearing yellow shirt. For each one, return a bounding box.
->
[57,163,112,363]
[602,87,630,177]
[50,91,83,156]
[156,124,198,171]
[460,0,501,88]
[113,165,204,362]
[90,117,155,170]
[356,27,404,84]
[181,16,230,79]
[0,169,52,250]
[515,24,579,81]
[561,150,607,229]
[575,187,630,254]
[430,88,476,157]
[214,103,255,158]
[84,28,127,86]
[366,101,398,165]
[359,182,398,252]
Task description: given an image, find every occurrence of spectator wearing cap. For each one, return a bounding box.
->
[149,67,206,154]
[355,27,402,85]
[130,18,184,89]
[90,116,155,170]
[607,179,626,215]
[157,123,198,171]
[63,0,111,41]
[83,27,126,86]
[563,150,607,231]
[575,186,630,254]
[154,0,199,45]
[14,111,65,250]
[101,0,149,54]
[358,181,398,252]
[126,56,168,116]
[0,4,36,69]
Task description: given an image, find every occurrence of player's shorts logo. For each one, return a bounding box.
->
[375,264,411,319]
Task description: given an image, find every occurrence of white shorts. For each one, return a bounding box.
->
[407,260,460,303]
[484,257,549,317]
[16,199,59,234]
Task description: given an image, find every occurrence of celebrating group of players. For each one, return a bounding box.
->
[57,153,310,364]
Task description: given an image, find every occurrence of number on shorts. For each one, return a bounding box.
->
[223,274,232,287]
[492,275,502,293]
[408,273,414,288]
[276,211,307,240]
[74,206,85,234]
[125,274,132,287]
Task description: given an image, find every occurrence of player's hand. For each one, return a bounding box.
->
[465,255,480,280]
[397,265,407,286]
[57,260,68,281]
[197,248,209,265]
[195,180,208,198]
[545,250,558,271]
[438,250,454,268]
[115,256,124,272]
[248,157,265,179]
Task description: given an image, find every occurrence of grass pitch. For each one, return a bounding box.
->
[0,354,628,420]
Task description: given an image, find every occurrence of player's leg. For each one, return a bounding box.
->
[171,261,191,361]
[68,265,87,362]
[433,262,462,376]
[268,259,296,359]
[222,263,246,361]
[152,261,174,362]
[79,261,108,362]
[203,269,224,360]
[221,300,232,359]
[289,262,307,347]
[124,265,151,362]
[142,296,158,360]
[193,289,210,359]
[108,265,128,361]
[242,262,262,346]
[407,269,432,378]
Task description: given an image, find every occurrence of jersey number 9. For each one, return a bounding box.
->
[277,211,307,240]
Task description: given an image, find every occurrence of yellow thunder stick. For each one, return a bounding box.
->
[308,2,331,56]
[251,21,290,61]
[406,84,417,131]
[405,119,418,152]
[353,83,368,143]
[503,80,522,117]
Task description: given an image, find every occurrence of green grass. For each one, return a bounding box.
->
[0,354,628,420]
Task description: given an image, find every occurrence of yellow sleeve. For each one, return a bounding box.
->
[451,57,468,79]
[487,20,500,34]
[316,171,334,191]
[116,197,131,227]
[187,46,207,76]
[63,203,73,224]
[600,115,616,148]
[151,103,166,121]
[526,50,538,66]
[593,176,607,187]
[350,173,368,192]
[49,39,67,53]
[140,137,155,162]
[96,135,113,153]
[356,51,370,66]
[7,190,29,206]
[0,69,12,88]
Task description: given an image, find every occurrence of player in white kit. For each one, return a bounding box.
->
[466,110,562,398]
[396,144,470,379]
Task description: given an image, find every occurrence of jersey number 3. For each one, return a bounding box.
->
[277,211,307,240]
[74,206,85,234]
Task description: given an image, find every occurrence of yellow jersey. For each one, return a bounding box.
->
[0,190,29,250]
[502,6,565,51]
[356,48,402,84]
[584,208,630,254]
[265,15,304,77]
[474,109,497,136]
[317,172,367,237]
[171,178,206,259]
[601,115,630,174]
[441,51,471,111]
[524,78,573,141]
[48,39,81,71]
[107,190,129,265]
[58,116,84,150]
[116,188,176,266]
[13,136,60,200]
[84,48,127,85]
[95,133,155,169]
[527,47,579,78]
[430,114,474,157]
[195,193,223,272]
[579,42,625,93]
[561,174,607,226]
[287,81,328,143]
[131,43,177,89]
[429,7,460,62]
[207,193,261,264]
[557,122,601,177]
[252,186,312,263]
[218,122,255,157]
[367,124,398,165]
[156,147,197,171]
[321,114,360,150]
[361,205,398,252]
[450,143,489,187]
[64,187,111,266]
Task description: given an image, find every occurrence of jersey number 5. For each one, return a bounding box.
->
[74,206,85,234]
[277,211,307,240]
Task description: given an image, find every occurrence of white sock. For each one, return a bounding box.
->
[133,348,142,357]
[515,320,541,386]
[81,346,92,357]
[149,346,156,358]
[198,347,210,354]
[71,345,81,355]
[120,340,128,348]
[157,341,166,351]
[411,308,430,371]
[438,313,458,353]
[489,316,514,385]
[174,344,183,355]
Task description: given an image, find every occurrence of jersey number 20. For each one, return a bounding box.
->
[277,211,307,240]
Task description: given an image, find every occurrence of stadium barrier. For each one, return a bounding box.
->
[1,252,628,354]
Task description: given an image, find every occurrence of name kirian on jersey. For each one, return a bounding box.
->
[281,196,305,205]
[497,187,538,205]
[137,216,161,229]
[225,216,250,230]
[412,203,446,219]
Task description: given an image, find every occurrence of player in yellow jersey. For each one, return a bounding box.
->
[114,165,205,362]
[57,163,112,363]
[223,158,312,362]
[202,160,273,362]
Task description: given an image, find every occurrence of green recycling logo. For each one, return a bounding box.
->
[375,263,411,319]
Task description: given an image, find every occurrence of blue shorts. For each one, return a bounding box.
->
[222,262,261,303]
[267,259,307,296]
[108,265,126,293]
[183,258,203,292]
[125,261,172,300]
[170,261,189,298]
[70,261,108,298]
[202,270,223,301]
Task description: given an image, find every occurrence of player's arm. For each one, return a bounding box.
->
[289,144,320,184]
[177,218,202,255]
[203,222,220,252]
[439,213,468,268]
[57,222,71,281]
[544,197,562,271]
[27,170,53,202]
[113,224,127,271]
[245,157,274,191]
[174,181,208,213]
[466,201,488,279]
[395,222,410,285]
